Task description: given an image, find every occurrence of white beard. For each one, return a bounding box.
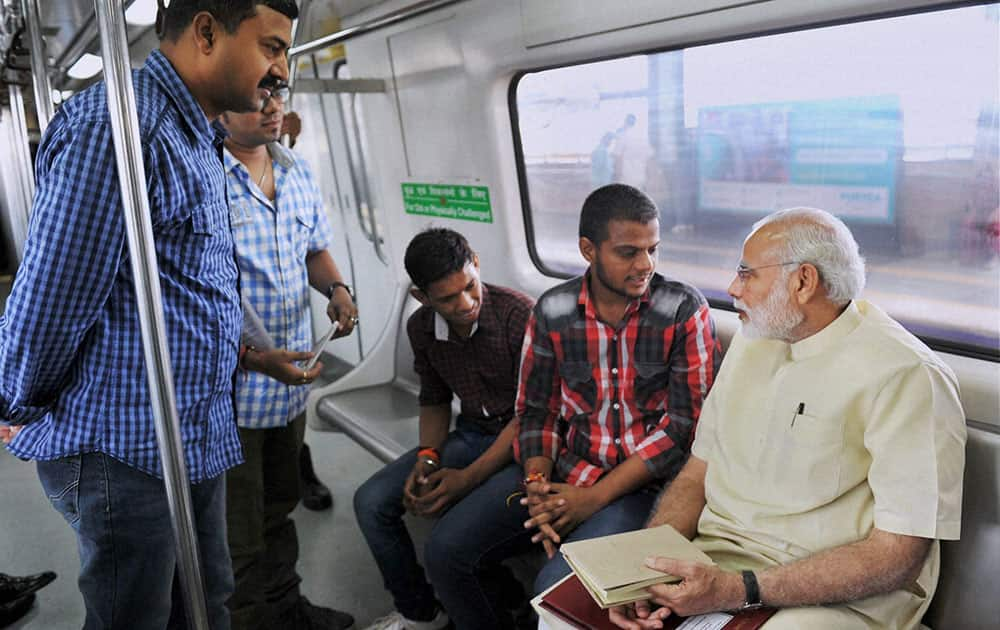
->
[735,279,804,342]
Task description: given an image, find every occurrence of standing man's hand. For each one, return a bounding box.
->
[1,424,23,445]
[327,287,358,338]
[244,348,323,385]
[281,111,302,148]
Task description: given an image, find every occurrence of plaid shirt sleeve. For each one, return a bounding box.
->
[0,120,127,424]
[408,313,453,407]
[513,310,563,463]
[634,301,720,476]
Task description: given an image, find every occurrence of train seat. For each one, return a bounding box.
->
[314,293,423,464]
[924,424,1000,630]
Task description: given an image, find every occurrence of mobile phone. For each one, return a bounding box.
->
[304,322,340,371]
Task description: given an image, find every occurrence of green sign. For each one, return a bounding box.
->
[401,182,493,223]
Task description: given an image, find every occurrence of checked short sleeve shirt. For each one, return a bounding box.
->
[514,272,720,487]
[225,142,333,429]
[0,50,243,482]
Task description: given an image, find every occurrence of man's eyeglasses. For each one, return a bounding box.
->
[261,84,290,111]
[735,261,800,283]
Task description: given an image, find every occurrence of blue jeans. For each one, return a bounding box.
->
[354,420,532,625]
[530,489,657,593]
[36,452,234,630]
[425,469,657,630]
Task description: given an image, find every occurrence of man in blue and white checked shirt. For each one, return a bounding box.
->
[0,2,298,629]
[220,89,358,629]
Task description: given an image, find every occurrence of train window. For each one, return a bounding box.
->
[513,5,1000,357]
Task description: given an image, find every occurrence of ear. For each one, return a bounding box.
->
[472,253,480,272]
[579,237,596,264]
[409,287,429,306]
[191,12,218,54]
[791,262,821,305]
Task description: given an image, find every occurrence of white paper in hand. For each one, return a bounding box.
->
[242,295,276,350]
[304,322,340,371]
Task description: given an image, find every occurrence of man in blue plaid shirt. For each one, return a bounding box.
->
[220,87,358,629]
[0,2,298,628]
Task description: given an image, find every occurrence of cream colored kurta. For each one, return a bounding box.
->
[691,300,966,629]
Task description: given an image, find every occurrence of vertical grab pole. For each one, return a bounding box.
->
[7,84,34,262]
[92,2,210,629]
[21,0,53,134]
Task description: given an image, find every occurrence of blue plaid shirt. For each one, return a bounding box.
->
[0,50,244,482]
[226,143,332,429]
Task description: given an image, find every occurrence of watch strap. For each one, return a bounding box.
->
[326,282,353,299]
[741,570,763,609]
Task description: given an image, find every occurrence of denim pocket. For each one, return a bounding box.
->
[37,455,82,526]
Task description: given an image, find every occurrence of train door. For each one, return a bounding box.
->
[290,52,398,376]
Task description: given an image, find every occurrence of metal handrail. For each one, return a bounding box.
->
[93,1,209,629]
[6,83,32,262]
[20,0,51,132]
[312,56,365,360]
[53,0,141,88]
[288,0,465,59]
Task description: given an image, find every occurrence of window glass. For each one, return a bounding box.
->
[515,5,1000,354]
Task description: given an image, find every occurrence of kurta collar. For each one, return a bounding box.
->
[790,300,863,362]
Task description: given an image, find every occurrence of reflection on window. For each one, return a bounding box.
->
[515,5,999,355]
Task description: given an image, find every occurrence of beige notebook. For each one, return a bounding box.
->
[560,524,715,608]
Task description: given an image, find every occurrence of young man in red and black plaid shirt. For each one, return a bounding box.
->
[516,183,721,594]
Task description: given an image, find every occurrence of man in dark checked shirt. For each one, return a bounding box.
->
[354,228,534,630]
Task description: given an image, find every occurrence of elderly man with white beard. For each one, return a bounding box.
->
[609,207,966,630]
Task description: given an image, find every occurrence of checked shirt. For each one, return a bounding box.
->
[0,50,242,482]
[514,273,720,487]
[225,142,333,429]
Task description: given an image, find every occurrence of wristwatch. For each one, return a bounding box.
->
[326,282,353,300]
[740,570,764,611]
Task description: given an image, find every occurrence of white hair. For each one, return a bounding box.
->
[750,207,866,306]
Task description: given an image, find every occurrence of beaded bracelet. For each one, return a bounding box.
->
[522,471,547,488]
[417,446,440,467]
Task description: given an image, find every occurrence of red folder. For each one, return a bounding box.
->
[539,573,620,630]
[540,574,777,630]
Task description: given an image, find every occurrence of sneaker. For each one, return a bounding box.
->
[282,596,355,630]
[300,443,333,511]
[363,608,449,630]
[0,571,56,601]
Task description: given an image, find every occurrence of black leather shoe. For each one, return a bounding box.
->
[0,571,56,602]
[0,593,35,627]
[281,596,354,630]
[300,442,333,511]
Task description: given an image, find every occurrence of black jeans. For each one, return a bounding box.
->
[225,414,306,630]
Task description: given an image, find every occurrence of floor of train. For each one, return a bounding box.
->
[1,427,437,629]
